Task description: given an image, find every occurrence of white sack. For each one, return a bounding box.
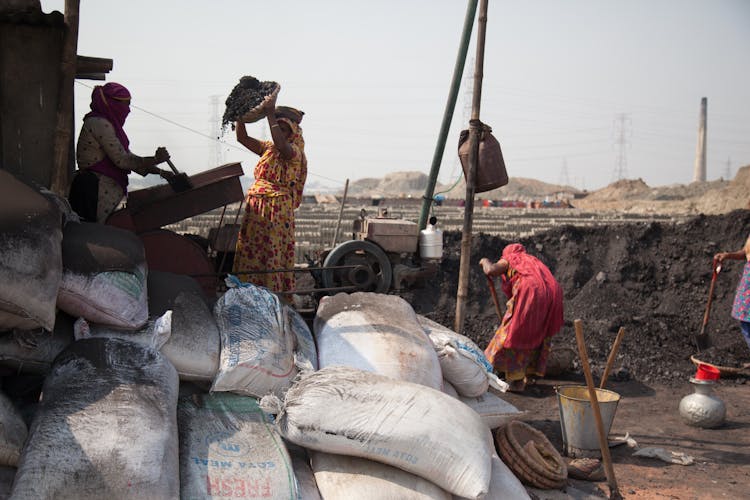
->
[311,451,450,500]
[266,366,492,499]
[315,293,442,389]
[456,453,531,500]
[0,391,27,467]
[442,379,459,398]
[178,393,298,499]
[0,170,63,331]
[458,391,525,430]
[10,338,180,500]
[286,305,317,371]
[418,315,508,396]
[287,443,322,500]
[212,277,297,397]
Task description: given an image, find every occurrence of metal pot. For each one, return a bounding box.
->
[678,378,726,428]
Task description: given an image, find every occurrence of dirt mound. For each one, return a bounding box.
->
[573,165,750,214]
[439,176,575,200]
[403,210,750,386]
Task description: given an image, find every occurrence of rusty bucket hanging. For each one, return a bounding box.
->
[457,120,508,193]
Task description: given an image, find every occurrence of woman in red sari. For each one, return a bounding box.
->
[480,243,564,392]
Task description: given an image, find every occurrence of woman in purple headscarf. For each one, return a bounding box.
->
[68,82,173,223]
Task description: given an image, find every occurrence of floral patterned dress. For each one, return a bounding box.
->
[232,119,306,293]
[731,235,750,323]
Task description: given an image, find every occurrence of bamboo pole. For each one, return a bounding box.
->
[50,0,80,196]
[331,178,350,248]
[574,319,622,500]
[600,327,626,390]
[455,0,488,334]
[418,0,479,232]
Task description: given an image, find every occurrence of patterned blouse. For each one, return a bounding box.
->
[731,234,750,322]
[76,116,150,175]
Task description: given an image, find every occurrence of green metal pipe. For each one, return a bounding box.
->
[418,0,479,231]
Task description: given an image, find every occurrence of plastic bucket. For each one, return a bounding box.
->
[556,385,621,458]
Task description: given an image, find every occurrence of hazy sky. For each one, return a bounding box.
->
[42,0,750,193]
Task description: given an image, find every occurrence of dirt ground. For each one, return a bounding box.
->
[501,375,750,500]
[399,209,750,499]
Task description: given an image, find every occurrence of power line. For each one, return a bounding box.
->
[208,95,224,166]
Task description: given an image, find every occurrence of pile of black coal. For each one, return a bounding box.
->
[222,76,278,130]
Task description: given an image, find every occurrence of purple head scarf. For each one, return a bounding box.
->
[85,82,131,149]
[84,83,133,191]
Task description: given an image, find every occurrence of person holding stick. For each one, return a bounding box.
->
[68,82,174,223]
[715,235,750,351]
[480,243,564,392]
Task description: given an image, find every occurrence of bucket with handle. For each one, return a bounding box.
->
[556,385,621,458]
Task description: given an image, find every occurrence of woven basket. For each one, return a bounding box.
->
[239,84,280,123]
[495,422,567,489]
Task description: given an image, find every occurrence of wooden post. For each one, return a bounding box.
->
[50,0,80,196]
[332,179,350,248]
[455,0,488,333]
[574,319,622,500]
[600,327,626,390]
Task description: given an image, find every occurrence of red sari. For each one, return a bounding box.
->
[484,244,564,381]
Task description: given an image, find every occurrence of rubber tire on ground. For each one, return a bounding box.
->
[322,240,392,293]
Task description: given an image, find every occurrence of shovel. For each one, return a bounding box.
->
[486,274,504,323]
[164,158,193,192]
[695,259,721,352]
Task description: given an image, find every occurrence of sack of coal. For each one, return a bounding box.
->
[0,170,63,331]
[56,222,148,329]
[0,313,74,374]
[80,271,221,382]
[178,392,298,499]
[222,75,280,128]
[0,466,14,499]
[10,338,180,499]
[0,390,27,467]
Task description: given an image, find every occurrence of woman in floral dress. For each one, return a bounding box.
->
[233,93,306,293]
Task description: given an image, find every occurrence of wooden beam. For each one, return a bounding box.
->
[75,73,107,81]
[50,0,80,196]
[75,55,112,76]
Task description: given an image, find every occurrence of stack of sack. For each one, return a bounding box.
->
[2,171,540,499]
